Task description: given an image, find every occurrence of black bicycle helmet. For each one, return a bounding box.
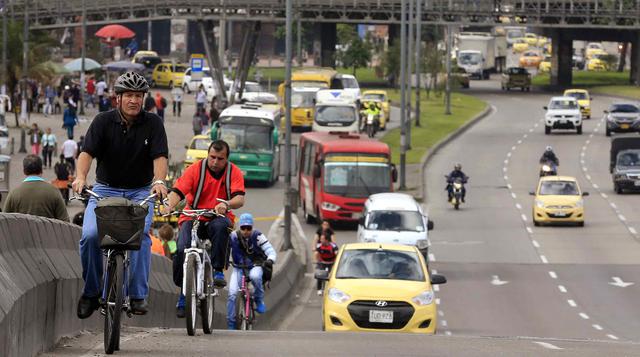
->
[114,71,149,94]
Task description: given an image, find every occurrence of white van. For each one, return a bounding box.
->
[312,89,359,133]
[357,193,434,265]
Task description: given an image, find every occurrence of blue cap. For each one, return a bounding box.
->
[238,213,254,227]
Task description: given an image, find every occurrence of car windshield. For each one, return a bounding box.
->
[508,68,528,75]
[617,150,640,167]
[218,122,273,153]
[523,52,538,57]
[539,181,579,195]
[566,92,587,100]
[315,106,357,124]
[323,156,391,198]
[458,52,481,65]
[592,53,606,60]
[245,83,263,92]
[341,77,359,89]
[190,138,211,150]
[136,56,162,69]
[507,30,524,39]
[549,100,578,110]
[363,93,385,101]
[610,104,639,113]
[336,249,425,281]
[366,211,424,232]
[173,65,187,73]
[291,91,316,108]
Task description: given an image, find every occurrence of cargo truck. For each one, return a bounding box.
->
[457,32,496,79]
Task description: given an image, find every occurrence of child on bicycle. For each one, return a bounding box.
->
[226,213,276,330]
[315,232,338,295]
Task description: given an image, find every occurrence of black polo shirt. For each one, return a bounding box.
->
[82,109,168,188]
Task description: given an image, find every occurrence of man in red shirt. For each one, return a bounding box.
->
[86,78,96,108]
[164,139,245,317]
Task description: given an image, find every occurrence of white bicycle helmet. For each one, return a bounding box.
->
[114,71,149,94]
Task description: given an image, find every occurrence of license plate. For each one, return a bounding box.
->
[635,181,640,187]
[559,120,567,124]
[621,124,630,129]
[369,310,393,323]
[554,212,567,217]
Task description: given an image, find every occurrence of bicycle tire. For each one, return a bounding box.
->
[185,255,198,336]
[104,254,124,355]
[201,263,214,334]
[235,293,247,330]
[247,296,255,331]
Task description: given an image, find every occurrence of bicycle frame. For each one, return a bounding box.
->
[102,249,131,314]
[182,219,215,300]
[235,264,255,328]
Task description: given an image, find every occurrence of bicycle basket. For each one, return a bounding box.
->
[95,197,149,250]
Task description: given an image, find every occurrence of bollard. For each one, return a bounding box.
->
[10,137,14,155]
[19,127,26,153]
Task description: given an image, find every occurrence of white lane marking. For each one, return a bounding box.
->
[610,202,617,209]
[593,324,603,330]
[529,128,534,132]
[630,227,637,235]
[432,269,438,274]
[583,167,588,172]
[532,240,540,248]
[619,214,626,221]
[549,271,557,279]
[558,285,567,293]
[441,320,448,327]
[567,299,577,307]
[540,255,548,264]
[586,140,590,144]
[581,152,585,157]
[609,277,634,288]
[507,152,512,157]
[429,253,436,262]
[504,175,509,180]
[512,146,516,151]
[438,310,444,317]
[601,193,608,199]
[608,334,619,340]
[445,331,452,336]
[436,298,441,305]
[523,134,528,138]
[507,184,512,190]
[503,167,507,172]
[534,342,563,350]
[592,183,598,189]
[517,140,522,144]
[586,174,591,180]
[516,203,522,210]
[521,214,527,221]
[582,146,587,151]
[511,192,517,199]
[526,227,533,234]
[504,159,509,165]
[579,312,590,320]
[433,284,440,292]
[491,275,509,286]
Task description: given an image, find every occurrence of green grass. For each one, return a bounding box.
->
[380,90,487,164]
[532,71,631,87]
[245,66,386,84]
[590,86,640,99]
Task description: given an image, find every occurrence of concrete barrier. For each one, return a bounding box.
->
[0,212,306,356]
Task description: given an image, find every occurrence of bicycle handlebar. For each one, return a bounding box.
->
[68,185,158,207]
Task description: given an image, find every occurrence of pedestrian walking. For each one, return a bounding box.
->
[62,135,78,174]
[27,123,43,155]
[41,127,57,169]
[171,85,183,117]
[96,78,107,103]
[192,107,203,136]
[209,96,220,126]
[155,92,167,121]
[44,84,56,116]
[86,77,96,108]
[53,154,73,202]
[63,105,78,140]
[196,84,207,111]
[200,106,210,135]
[144,92,156,112]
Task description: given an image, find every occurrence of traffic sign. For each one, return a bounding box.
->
[190,54,205,81]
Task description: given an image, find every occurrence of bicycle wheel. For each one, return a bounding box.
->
[247,297,255,331]
[200,263,214,334]
[104,254,124,355]
[185,255,198,336]
[235,293,247,330]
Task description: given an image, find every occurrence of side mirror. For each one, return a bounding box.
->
[314,269,330,281]
[529,191,535,196]
[273,127,279,146]
[358,217,365,226]
[184,145,189,149]
[543,106,548,110]
[430,274,447,285]
[313,164,321,178]
[391,164,398,183]
[582,192,590,196]
[603,110,609,114]
[427,220,434,231]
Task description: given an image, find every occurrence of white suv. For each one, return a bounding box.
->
[544,96,583,135]
[357,193,433,266]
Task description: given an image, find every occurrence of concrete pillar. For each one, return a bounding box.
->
[320,23,336,68]
[630,31,640,85]
[388,24,400,47]
[550,29,572,87]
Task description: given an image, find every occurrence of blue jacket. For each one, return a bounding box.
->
[229,230,276,269]
[63,108,77,128]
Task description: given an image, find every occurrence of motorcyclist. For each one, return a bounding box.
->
[362,101,381,133]
[540,146,559,167]
[446,163,468,202]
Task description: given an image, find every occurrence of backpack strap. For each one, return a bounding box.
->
[225,163,232,200]
[192,159,208,209]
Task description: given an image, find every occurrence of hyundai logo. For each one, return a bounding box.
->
[375,300,388,307]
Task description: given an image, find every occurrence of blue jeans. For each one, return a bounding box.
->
[79,183,154,300]
[226,266,264,326]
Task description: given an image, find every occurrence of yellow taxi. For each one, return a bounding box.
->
[538,56,552,73]
[151,63,187,88]
[536,36,548,47]
[524,33,539,46]
[587,51,608,71]
[317,243,446,334]
[362,90,390,130]
[563,89,592,119]
[519,51,542,68]
[131,50,158,63]
[531,176,589,227]
[585,43,605,59]
[184,135,211,168]
[512,38,529,53]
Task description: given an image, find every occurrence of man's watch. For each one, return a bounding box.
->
[152,180,166,187]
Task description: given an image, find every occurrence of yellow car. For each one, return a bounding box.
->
[317,242,446,334]
[512,38,529,53]
[524,33,539,46]
[536,36,548,47]
[151,63,187,88]
[519,51,542,68]
[131,50,158,63]
[587,51,608,71]
[563,89,592,119]
[184,135,211,168]
[538,56,552,73]
[531,176,589,227]
[362,90,390,130]
[585,43,604,59]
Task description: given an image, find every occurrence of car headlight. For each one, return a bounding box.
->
[185,155,193,161]
[328,288,350,304]
[614,173,628,180]
[321,202,340,211]
[416,239,430,249]
[257,161,270,167]
[412,290,434,306]
[575,200,584,208]
[535,199,545,209]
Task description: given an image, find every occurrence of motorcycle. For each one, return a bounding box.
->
[539,159,558,177]
[445,175,468,210]
[364,113,379,138]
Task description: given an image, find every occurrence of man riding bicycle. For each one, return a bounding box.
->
[227,213,276,330]
[74,71,169,319]
[164,139,245,318]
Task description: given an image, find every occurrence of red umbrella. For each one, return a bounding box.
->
[95,24,135,39]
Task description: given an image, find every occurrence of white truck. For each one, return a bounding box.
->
[457,32,496,79]
[312,89,359,133]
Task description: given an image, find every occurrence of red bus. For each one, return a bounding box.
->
[298,132,397,223]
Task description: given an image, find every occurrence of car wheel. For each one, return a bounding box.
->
[615,184,623,194]
[577,221,584,227]
[303,202,315,224]
[577,125,583,135]
[533,219,540,227]
[545,125,551,135]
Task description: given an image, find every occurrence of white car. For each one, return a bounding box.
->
[182,67,232,101]
[356,193,434,265]
[339,74,361,101]
[233,81,278,104]
[544,96,583,135]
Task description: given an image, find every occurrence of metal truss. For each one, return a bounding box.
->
[5,0,640,29]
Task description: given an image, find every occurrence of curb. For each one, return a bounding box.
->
[418,104,494,201]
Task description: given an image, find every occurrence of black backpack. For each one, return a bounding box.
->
[54,162,70,180]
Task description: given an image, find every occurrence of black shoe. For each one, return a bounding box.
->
[213,271,227,288]
[176,306,185,318]
[461,198,465,203]
[77,295,100,319]
[130,299,148,315]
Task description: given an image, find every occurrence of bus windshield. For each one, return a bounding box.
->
[292,81,329,89]
[323,155,390,198]
[219,123,272,153]
[292,91,316,108]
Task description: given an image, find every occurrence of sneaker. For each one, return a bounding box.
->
[227,322,236,330]
[176,306,185,318]
[130,299,148,315]
[255,300,266,314]
[214,271,227,287]
[317,290,323,296]
[77,295,100,319]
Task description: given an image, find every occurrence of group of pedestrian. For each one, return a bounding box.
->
[143,91,169,122]
[313,220,339,295]
[191,95,222,135]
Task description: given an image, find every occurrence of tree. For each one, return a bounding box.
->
[341,37,372,75]
[378,41,400,87]
[422,42,445,98]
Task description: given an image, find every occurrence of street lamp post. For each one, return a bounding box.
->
[79,0,86,116]
[415,0,422,127]
[282,0,293,250]
[20,0,28,125]
[399,0,407,190]
[445,25,452,115]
